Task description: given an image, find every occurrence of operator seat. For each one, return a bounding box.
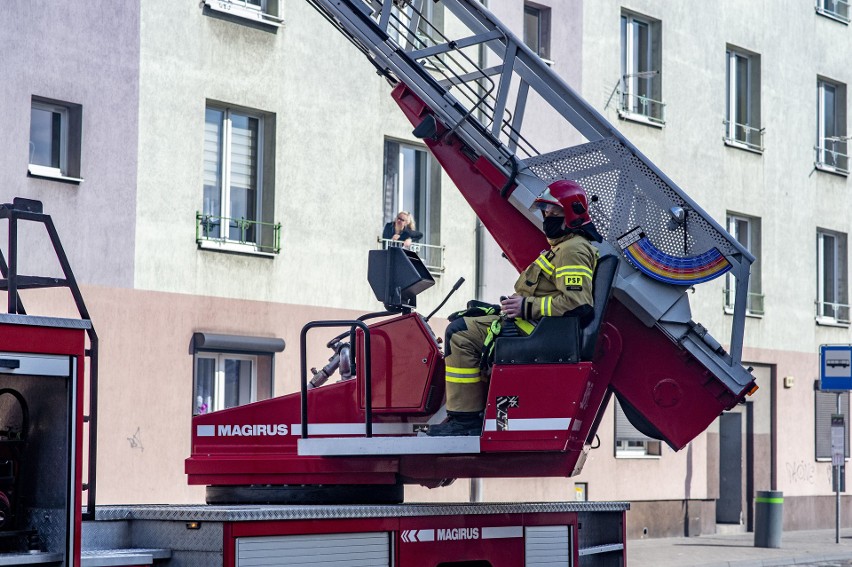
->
[493,254,619,365]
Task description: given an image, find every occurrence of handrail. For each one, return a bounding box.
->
[300,320,373,438]
[196,212,281,254]
[723,120,765,152]
[814,144,850,174]
[815,300,852,324]
[377,236,445,274]
[617,91,666,124]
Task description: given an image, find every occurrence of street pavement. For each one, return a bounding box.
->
[629,528,852,567]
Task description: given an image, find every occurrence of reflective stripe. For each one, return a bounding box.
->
[555,264,593,280]
[535,254,554,275]
[446,366,481,383]
[540,296,552,316]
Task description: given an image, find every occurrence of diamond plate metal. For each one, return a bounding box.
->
[526,138,736,259]
[95,501,628,523]
[26,507,66,558]
[0,313,91,330]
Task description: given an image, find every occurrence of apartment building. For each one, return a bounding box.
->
[0,0,850,538]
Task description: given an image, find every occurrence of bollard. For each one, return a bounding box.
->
[754,490,783,548]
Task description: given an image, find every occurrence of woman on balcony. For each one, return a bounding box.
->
[382,211,423,249]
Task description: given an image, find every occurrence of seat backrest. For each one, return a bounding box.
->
[580,255,619,361]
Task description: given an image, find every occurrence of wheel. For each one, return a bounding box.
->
[205,483,404,505]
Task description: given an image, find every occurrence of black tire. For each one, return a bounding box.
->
[205,483,404,505]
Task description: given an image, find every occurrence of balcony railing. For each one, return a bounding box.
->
[724,288,765,316]
[816,300,851,325]
[816,0,850,22]
[378,237,445,275]
[618,92,666,125]
[723,121,765,152]
[815,140,850,175]
[196,213,281,254]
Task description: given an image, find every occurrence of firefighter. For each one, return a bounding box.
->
[428,180,602,437]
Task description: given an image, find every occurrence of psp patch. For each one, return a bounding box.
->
[564,275,583,290]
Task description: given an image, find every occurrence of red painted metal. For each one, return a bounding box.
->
[355,314,444,414]
[0,323,86,564]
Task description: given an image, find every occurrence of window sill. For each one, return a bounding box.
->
[816,316,851,328]
[197,239,277,257]
[614,453,661,460]
[617,110,665,128]
[27,167,83,184]
[815,7,850,24]
[815,162,849,177]
[723,138,764,154]
[723,307,764,318]
[202,0,282,29]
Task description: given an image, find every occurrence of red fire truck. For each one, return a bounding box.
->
[0,1,757,565]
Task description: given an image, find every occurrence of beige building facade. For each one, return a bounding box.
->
[1,0,850,539]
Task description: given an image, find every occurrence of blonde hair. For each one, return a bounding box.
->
[395,211,416,232]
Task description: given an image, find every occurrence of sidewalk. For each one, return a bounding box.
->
[628,528,852,567]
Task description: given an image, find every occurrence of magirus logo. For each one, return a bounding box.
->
[196,424,289,437]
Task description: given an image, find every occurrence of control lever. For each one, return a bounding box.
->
[424,277,465,323]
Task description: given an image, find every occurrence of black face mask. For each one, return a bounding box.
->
[543,216,569,239]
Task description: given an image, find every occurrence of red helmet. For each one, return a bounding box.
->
[534,180,592,228]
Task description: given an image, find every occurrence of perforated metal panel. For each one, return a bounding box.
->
[525,525,571,567]
[526,138,736,261]
[235,532,390,567]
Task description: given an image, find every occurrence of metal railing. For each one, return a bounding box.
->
[196,212,282,254]
[378,237,445,275]
[724,288,765,316]
[816,300,851,324]
[618,91,666,125]
[815,141,850,174]
[816,0,850,22]
[723,120,765,152]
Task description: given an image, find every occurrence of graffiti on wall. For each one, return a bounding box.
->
[785,460,816,484]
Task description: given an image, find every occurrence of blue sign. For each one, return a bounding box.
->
[821,345,852,391]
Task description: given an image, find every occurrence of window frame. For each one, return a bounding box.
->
[619,11,664,126]
[614,398,662,458]
[202,0,282,28]
[523,2,552,63]
[201,103,277,256]
[816,78,848,175]
[194,352,258,415]
[724,213,763,316]
[815,0,851,24]
[28,98,83,183]
[724,47,763,153]
[816,228,850,326]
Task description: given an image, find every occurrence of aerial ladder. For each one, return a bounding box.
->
[186,0,757,504]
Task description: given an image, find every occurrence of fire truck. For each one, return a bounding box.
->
[0,0,757,565]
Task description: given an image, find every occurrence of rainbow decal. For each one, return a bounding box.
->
[618,227,731,285]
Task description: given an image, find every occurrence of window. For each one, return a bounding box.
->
[192,333,283,415]
[725,47,763,152]
[202,0,282,28]
[382,139,443,273]
[29,97,83,182]
[724,213,763,315]
[816,78,848,174]
[816,389,849,460]
[200,104,280,254]
[619,12,664,125]
[614,398,661,457]
[816,0,850,23]
[523,3,551,61]
[817,229,850,325]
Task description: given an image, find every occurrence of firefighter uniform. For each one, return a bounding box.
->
[444,233,598,413]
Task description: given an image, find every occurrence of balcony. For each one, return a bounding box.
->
[724,288,765,316]
[378,237,445,276]
[816,0,850,23]
[815,139,850,175]
[196,213,281,255]
[617,91,666,126]
[816,300,851,326]
[723,121,765,153]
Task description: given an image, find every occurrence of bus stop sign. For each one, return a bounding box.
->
[821,345,852,391]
